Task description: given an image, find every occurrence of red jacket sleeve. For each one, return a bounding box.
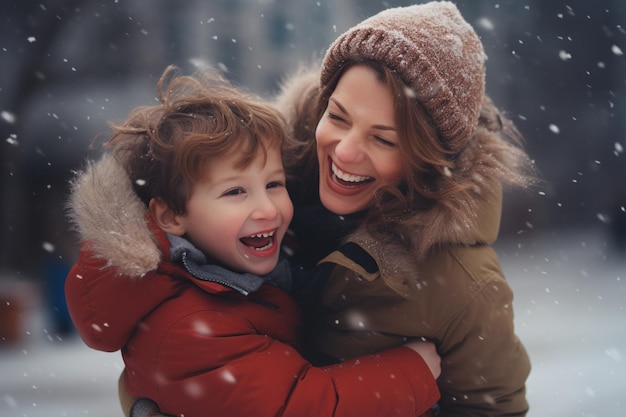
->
[297,346,440,417]
[143,310,439,417]
[65,244,181,352]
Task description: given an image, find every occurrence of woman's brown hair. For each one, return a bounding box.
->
[104,65,289,215]
[285,59,537,236]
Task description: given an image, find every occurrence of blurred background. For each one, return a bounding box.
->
[0,0,624,416]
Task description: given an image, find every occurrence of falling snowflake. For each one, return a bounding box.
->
[2,111,16,124]
[477,17,494,31]
[6,134,18,146]
[219,369,237,384]
[558,50,572,61]
[184,381,204,398]
[403,86,416,98]
[605,347,622,362]
[4,395,18,408]
[192,319,212,336]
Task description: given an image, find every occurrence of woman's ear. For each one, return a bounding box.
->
[149,198,186,236]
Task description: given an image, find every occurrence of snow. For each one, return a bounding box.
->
[0,338,124,417]
[499,229,626,416]
[0,228,624,417]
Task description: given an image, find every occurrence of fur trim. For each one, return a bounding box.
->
[68,153,161,277]
[274,65,320,128]
[397,128,505,261]
[273,64,321,155]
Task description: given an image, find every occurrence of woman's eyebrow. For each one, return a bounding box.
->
[329,97,396,131]
[372,124,396,132]
[329,97,347,114]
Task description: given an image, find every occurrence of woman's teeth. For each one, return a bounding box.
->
[332,162,372,184]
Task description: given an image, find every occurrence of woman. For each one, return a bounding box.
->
[278,2,537,416]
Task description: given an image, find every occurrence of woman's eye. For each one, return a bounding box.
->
[375,136,397,148]
[327,112,345,122]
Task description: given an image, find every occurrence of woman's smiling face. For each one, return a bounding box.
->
[315,64,403,215]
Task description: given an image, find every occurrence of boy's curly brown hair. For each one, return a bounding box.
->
[104,65,290,215]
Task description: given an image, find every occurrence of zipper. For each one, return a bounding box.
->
[181,252,251,296]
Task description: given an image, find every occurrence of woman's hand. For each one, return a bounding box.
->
[403,340,441,379]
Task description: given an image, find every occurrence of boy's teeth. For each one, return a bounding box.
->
[332,162,370,183]
[253,241,274,251]
[250,230,275,238]
[240,230,276,251]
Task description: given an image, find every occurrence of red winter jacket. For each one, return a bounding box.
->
[65,154,440,417]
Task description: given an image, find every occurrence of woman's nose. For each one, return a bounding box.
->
[334,133,364,164]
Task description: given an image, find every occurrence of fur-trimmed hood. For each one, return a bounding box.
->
[68,153,161,277]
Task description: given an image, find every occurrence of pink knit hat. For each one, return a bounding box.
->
[320,1,486,152]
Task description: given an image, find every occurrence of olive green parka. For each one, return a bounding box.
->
[275,67,533,417]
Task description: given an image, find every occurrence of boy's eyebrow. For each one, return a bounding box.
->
[260,165,287,179]
[207,167,286,184]
[329,97,396,132]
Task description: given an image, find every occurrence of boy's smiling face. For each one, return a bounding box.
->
[173,144,293,276]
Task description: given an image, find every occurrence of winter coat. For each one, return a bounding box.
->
[276,69,531,417]
[64,154,440,417]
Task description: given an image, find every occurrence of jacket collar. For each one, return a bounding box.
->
[167,234,292,296]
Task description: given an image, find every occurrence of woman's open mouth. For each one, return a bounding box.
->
[330,160,373,189]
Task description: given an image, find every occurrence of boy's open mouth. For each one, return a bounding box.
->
[240,230,276,251]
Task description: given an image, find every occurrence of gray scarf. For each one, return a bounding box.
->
[167,234,292,296]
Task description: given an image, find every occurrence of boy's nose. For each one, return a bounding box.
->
[251,193,279,220]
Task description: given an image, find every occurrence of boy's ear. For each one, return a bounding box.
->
[149,198,186,236]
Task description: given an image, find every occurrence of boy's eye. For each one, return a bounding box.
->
[267,181,284,189]
[223,188,244,196]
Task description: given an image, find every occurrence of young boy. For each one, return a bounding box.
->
[65,65,440,417]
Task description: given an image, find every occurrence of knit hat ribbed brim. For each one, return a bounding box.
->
[320,1,486,152]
